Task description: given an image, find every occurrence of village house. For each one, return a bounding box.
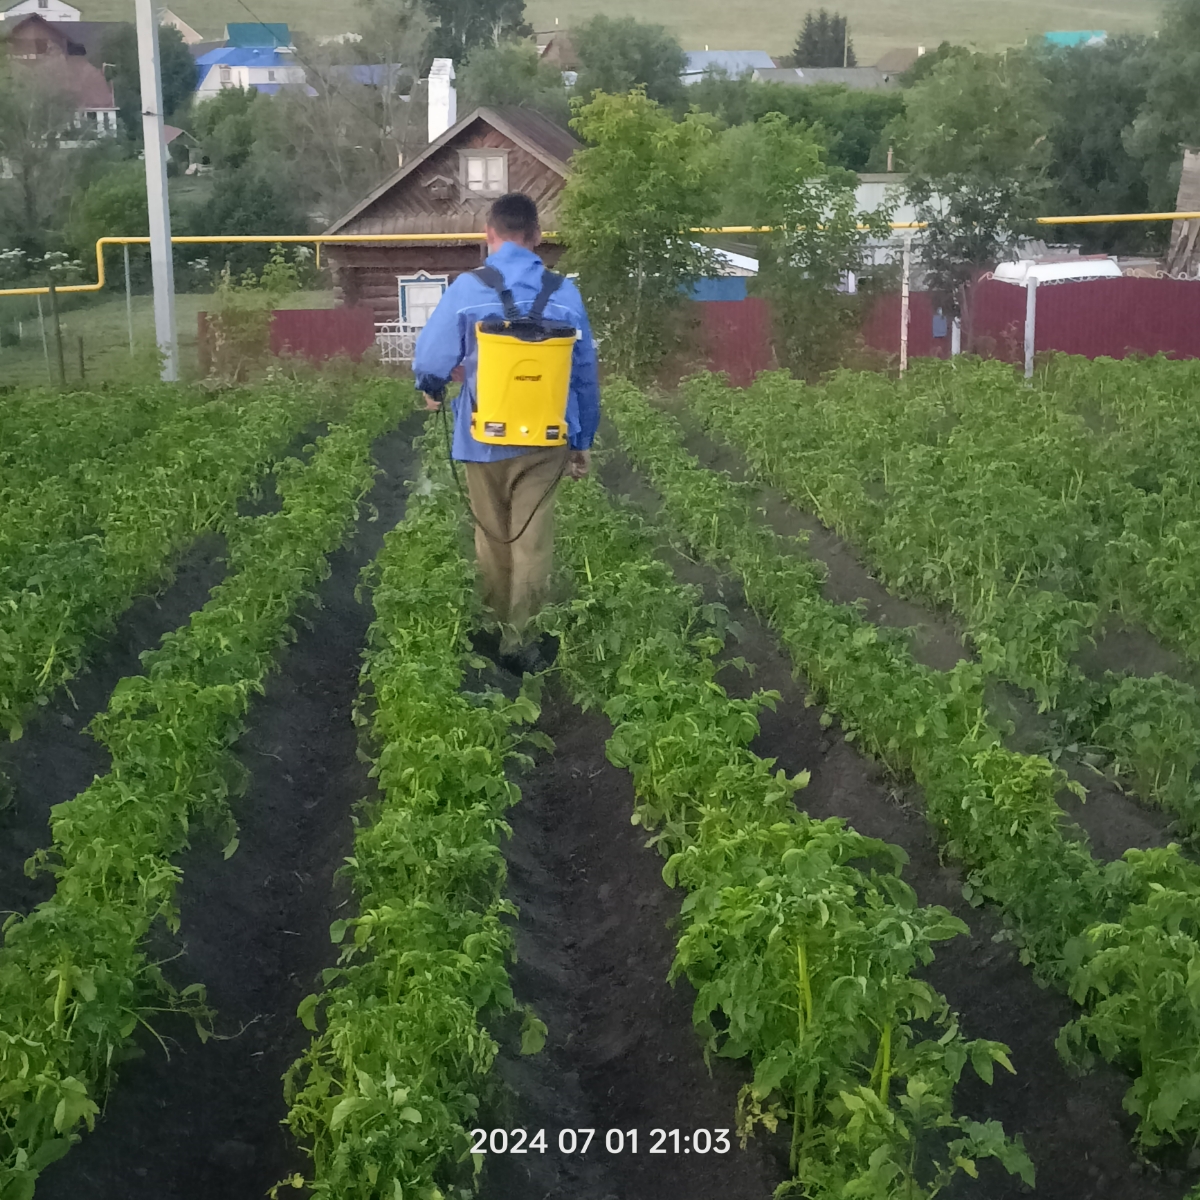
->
[1,0,79,22]
[194,46,309,98]
[324,105,581,341]
[1,12,118,134]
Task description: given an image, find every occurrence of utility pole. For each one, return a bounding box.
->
[135,0,178,381]
[843,18,849,68]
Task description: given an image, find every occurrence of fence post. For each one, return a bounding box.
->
[951,317,961,357]
[47,282,66,387]
[899,235,912,374]
[1024,277,1038,380]
[37,296,51,384]
[124,243,134,355]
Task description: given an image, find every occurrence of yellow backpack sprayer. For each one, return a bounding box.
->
[470,265,577,446]
[432,265,579,546]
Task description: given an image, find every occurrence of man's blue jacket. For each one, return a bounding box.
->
[412,240,601,463]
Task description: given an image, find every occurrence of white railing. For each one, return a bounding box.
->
[375,322,421,363]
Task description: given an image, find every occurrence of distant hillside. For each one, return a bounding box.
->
[77,0,1159,64]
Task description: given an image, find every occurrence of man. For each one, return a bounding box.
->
[413,192,600,674]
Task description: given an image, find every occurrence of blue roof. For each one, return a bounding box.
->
[682,50,775,81]
[1043,30,1107,46]
[224,21,290,48]
[197,46,285,67]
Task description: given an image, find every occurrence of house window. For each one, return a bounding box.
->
[397,272,448,328]
[38,0,49,8]
[220,66,232,83]
[85,110,96,122]
[268,69,276,81]
[461,151,507,195]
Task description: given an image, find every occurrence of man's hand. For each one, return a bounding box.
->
[567,449,591,480]
[424,394,443,412]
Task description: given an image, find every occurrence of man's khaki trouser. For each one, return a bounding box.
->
[464,446,569,648]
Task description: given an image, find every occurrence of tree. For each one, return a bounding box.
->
[900,51,1051,333]
[901,49,1050,180]
[722,112,892,377]
[790,10,855,69]
[572,16,687,108]
[1124,0,1200,211]
[421,0,530,62]
[67,163,148,259]
[685,76,901,171]
[252,71,425,226]
[1040,36,1153,251]
[560,89,718,380]
[100,24,196,137]
[0,59,86,251]
[192,86,262,171]
[176,166,309,276]
[458,41,570,124]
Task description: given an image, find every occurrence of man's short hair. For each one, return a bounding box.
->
[487,192,540,243]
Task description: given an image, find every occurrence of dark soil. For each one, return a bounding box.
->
[0,533,228,918]
[599,447,1191,1200]
[719,599,1185,1200]
[483,691,786,1200]
[0,438,302,919]
[36,416,424,1200]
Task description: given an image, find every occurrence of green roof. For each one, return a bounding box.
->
[224,22,290,48]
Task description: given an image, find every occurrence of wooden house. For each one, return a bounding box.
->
[324,105,581,326]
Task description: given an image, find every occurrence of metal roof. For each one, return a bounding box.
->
[224,21,290,48]
[752,66,899,89]
[196,46,285,67]
[326,105,582,235]
[682,50,775,81]
[1043,30,1107,46]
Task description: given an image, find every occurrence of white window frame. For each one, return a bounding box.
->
[459,149,508,196]
[396,270,448,328]
[219,66,232,84]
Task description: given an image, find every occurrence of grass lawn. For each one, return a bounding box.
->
[0,290,336,389]
[78,0,1158,61]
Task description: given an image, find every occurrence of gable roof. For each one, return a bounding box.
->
[224,21,290,48]
[326,105,582,234]
[20,52,116,108]
[196,45,286,68]
[1,13,127,60]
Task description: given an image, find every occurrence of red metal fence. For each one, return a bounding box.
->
[699,297,775,386]
[270,307,377,362]
[863,276,1200,363]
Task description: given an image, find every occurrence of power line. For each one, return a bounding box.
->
[230,0,403,136]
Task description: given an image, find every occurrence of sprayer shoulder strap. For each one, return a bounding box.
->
[473,265,566,323]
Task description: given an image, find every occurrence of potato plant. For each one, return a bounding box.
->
[281,430,543,1200]
[684,364,1200,839]
[0,381,410,1200]
[543,456,1033,1198]
[604,378,1200,1153]
[0,384,323,745]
